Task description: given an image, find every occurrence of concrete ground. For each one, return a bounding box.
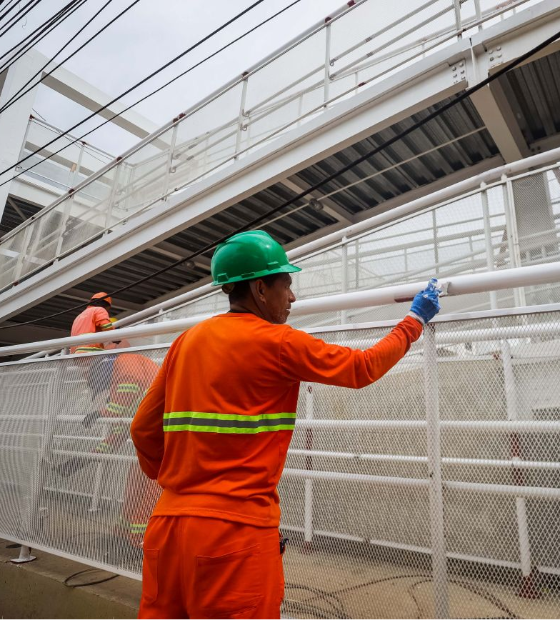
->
[2,535,560,619]
[0,538,140,619]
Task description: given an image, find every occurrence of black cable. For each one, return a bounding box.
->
[64,567,119,588]
[1,24,559,331]
[0,0,302,188]
[0,0,21,25]
[0,0,134,115]
[0,0,86,73]
[0,0,267,183]
[3,0,302,140]
[0,0,42,38]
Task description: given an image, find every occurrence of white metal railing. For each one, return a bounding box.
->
[3,276,560,617]
[0,0,539,293]
[110,144,560,331]
[2,260,560,358]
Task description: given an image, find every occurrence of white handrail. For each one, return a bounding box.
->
[2,261,560,358]
[115,145,560,328]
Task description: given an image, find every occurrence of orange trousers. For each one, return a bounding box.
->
[138,516,285,619]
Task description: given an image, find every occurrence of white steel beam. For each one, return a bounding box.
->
[0,49,466,323]
[41,64,158,140]
[469,83,529,163]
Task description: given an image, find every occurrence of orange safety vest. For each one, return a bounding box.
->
[131,313,422,528]
[70,306,113,354]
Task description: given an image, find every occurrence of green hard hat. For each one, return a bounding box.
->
[211,230,302,286]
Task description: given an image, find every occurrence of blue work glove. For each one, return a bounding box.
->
[408,278,441,325]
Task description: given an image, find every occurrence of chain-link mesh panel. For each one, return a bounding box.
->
[3,310,560,617]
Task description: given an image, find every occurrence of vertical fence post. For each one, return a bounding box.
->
[423,323,449,618]
[235,74,249,159]
[432,210,439,275]
[341,238,348,323]
[162,122,179,198]
[304,384,314,550]
[104,161,123,231]
[502,174,526,307]
[324,20,332,106]
[55,142,87,258]
[354,239,360,289]
[474,0,482,31]
[481,183,499,309]
[23,363,65,550]
[501,338,536,596]
[453,0,462,39]
[13,224,33,282]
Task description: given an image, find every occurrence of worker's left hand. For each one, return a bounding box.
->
[408,278,442,325]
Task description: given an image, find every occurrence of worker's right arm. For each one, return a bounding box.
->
[280,315,422,389]
[130,360,167,480]
[280,278,441,388]
[92,307,114,331]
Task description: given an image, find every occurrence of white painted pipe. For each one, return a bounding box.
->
[5,260,560,358]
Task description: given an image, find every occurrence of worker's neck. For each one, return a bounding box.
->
[229,299,268,322]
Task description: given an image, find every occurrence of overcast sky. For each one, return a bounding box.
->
[0,0,347,154]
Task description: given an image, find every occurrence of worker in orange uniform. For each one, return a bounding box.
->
[131,230,442,619]
[60,342,162,549]
[70,292,116,399]
[70,292,115,354]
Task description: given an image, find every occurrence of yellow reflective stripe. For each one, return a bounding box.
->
[100,323,113,330]
[75,346,104,353]
[163,412,296,421]
[163,412,296,434]
[164,424,295,434]
[116,383,141,394]
[107,402,132,416]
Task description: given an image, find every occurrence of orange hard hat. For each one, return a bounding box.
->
[90,292,112,305]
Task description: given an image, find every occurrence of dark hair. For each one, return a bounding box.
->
[89,299,111,310]
[227,273,284,304]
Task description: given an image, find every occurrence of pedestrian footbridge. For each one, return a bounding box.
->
[2,1,560,618]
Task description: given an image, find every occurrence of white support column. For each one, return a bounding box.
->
[0,52,44,220]
[423,323,449,619]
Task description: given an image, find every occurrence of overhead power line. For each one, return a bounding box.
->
[0,0,21,25]
[0,0,141,115]
[0,0,87,74]
[2,24,560,330]
[0,0,43,39]
[0,0,302,193]
[0,0,267,185]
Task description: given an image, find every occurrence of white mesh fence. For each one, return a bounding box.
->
[2,309,560,617]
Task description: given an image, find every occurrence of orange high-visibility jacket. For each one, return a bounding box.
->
[131,313,422,528]
[95,352,161,454]
[70,306,114,354]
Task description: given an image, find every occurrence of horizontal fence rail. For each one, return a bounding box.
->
[3,268,560,616]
